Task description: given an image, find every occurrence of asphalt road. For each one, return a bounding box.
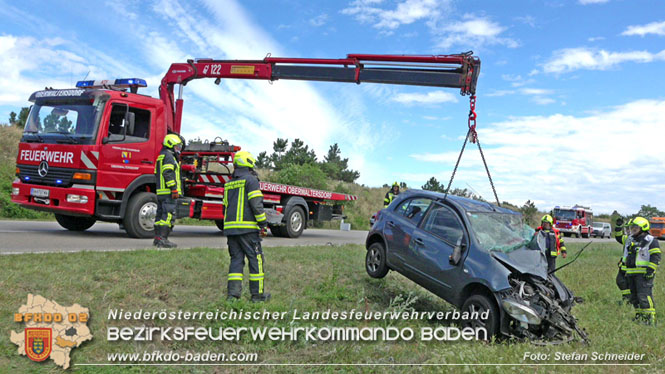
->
[0,220,368,254]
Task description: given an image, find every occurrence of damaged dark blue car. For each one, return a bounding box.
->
[365,189,588,343]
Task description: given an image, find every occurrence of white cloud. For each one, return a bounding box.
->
[579,0,609,4]
[434,14,519,49]
[392,90,458,104]
[409,99,665,213]
[514,15,536,28]
[341,0,446,30]
[621,21,665,37]
[587,36,605,42]
[309,14,328,27]
[542,47,665,74]
[531,96,555,105]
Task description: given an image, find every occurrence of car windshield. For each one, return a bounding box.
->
[22,97,106,145]
[553,209,576,221]
[466,212,534,253]
[592,222,603,228]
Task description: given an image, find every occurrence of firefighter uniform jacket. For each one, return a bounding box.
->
[622,233,661,276]
[535,226,567,257]
[223,167,267,235]
[154,148,181,196]
[384,191,398,207]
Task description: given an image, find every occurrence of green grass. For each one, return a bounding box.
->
[0,242,663,374]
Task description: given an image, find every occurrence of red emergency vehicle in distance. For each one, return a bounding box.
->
[649,217,665,239]
[552,205,593,238]
[11,53,481,239]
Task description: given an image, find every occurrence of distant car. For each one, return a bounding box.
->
[591,222,611,238]
[365,189,586,342]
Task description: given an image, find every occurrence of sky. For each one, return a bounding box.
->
[0,0,664,215]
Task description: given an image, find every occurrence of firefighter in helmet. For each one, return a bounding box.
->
[614,218,634,304]
[384,182,400,207]
[535,214,567,273]
[153,133,183,248]
[223,150,270,302]
[620,217,661,324]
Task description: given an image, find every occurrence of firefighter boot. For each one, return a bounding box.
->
[227,280,242,301]
[152,226,162,246]
[251,292,271,303]
[161,226,177,248]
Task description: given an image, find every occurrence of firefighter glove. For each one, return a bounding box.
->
[646,269,655,279]
[171,190,179,199]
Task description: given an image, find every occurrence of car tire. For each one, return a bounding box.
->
[366,242,389,278]
[124,192,158,238]
[284,206,306,238]
[461,294,500,338]
[54,214,96,232]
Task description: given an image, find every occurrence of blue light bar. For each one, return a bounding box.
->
[56,179,63,184]
[24,176,30,181]
[75,78,147,89]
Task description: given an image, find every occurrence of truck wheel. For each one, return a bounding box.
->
[461,294,500,338]
[366,242,389,278]
[269,225,286,237]
[124,192,158,238]
[284,206,305,238]
[215,220,224,233]
[54,214,96,231]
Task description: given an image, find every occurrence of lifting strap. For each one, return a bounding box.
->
[443,95,501,207]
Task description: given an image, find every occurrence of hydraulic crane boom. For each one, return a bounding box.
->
[159,52,480,133]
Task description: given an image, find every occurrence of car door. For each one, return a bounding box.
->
[407,202,468,292]
[384,197,432,265]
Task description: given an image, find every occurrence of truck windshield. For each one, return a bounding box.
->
[22,97,106,145]
[466,212,534,253]
[553,209,576,221]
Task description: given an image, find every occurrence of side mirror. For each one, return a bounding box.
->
[449,237,466,266]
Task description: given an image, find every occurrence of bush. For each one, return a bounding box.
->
[273,163,329,190]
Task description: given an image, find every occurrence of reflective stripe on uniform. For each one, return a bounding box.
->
[257,254,264,293]
[626,268,647,274]
[255,212,267,222]
[228,273,243,281]
[223,222,259,230]
[248,190,263,199]
[649,248,662,254]
[621,289,631,295]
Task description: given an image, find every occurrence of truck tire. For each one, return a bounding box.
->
[461,294,500,338]
[284,206,305,238]
[124,192,158,238]
[269,224,286,237]
[54,214,96,232]
[215,220,224,233]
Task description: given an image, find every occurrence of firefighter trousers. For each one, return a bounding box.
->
[546,255,556,274]
[616,269,631,301]
[155,196,176,229]
[627,273,655,320]
[227,232,265,297]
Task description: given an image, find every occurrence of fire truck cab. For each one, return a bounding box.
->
[552,205,593,238]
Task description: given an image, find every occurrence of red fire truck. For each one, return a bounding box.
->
[552,205,593,238]
[11,53,480,238]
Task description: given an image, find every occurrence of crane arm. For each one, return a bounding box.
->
[159,52,480,133]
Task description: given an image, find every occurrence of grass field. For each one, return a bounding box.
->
[0,242,663,374]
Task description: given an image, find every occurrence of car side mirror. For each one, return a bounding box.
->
[449,237,466,266]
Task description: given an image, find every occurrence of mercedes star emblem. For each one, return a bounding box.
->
[38,161,49,177]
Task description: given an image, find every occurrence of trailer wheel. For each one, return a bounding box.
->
[124,192,157,238]
[284,206,305,238]
[54,214,96,232]
[215,220,224,233]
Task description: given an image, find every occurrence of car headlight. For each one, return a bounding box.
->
[501,299,542,325]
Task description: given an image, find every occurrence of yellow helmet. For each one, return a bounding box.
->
[631,216,650,232]
[234,150,256,168]
[392,181,399,187]
[163,134,183,149]
[541,214,554,224]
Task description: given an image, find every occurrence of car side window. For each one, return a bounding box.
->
[394,198,432,224]
[422,203,465,245]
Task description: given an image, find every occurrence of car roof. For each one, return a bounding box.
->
[399,189,520,215]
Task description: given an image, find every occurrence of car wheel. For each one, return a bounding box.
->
[124,192,158,238]
[461,294,500,338]
[54,214,96,231]
[366,242,389,278]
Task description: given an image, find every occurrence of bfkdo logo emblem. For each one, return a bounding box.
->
[25,328,52,362]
